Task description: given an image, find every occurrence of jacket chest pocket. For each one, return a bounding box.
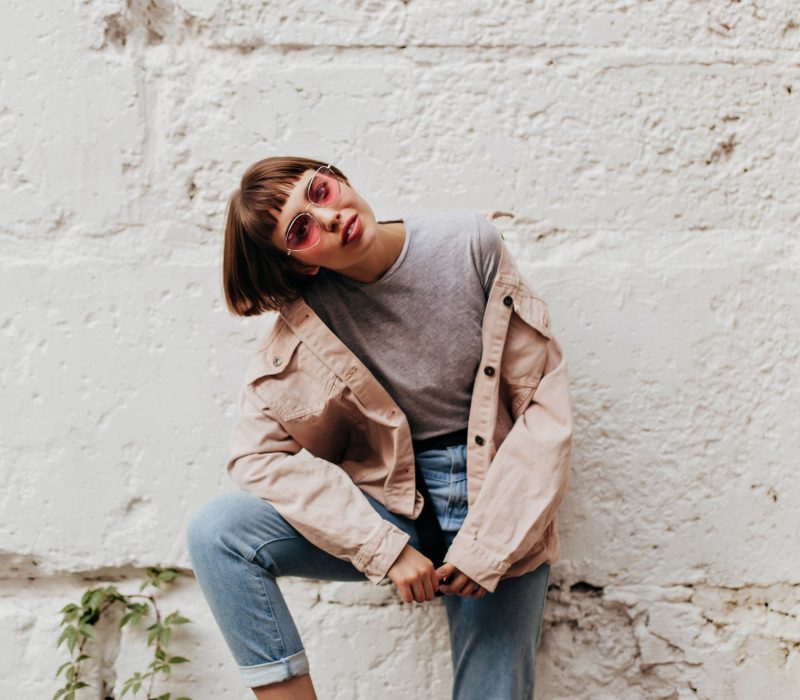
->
[500,292,552,414]
[252,329,343,422]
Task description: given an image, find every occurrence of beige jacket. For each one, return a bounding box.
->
[227,240,573,593]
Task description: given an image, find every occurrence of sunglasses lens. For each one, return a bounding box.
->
[286,213,320,250]
[308,167,340,206]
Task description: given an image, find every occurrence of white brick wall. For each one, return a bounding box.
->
[1,1,798,697]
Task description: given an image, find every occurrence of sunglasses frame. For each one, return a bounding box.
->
[284,164,342,255]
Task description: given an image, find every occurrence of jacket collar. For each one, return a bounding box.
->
[245,235,522,386]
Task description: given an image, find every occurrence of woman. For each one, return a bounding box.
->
[187,156,573,699]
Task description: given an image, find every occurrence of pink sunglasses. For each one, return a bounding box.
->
[284,164,342,254]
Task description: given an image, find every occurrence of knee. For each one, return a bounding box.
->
[186,490,267,562]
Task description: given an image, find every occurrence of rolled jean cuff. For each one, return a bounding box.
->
[239,649,310,688]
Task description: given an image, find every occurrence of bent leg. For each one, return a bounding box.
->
[186,489,419,688]
[443,562,550,700]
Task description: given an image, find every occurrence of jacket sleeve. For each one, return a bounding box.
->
[226,383,411,584]
[444,323,573,593]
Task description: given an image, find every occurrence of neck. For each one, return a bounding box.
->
[337,220,405,284]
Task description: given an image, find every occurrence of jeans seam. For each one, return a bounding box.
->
[239,648,307,671]
[254,557,289,661]
[447,445,468,530]
[535,564,551,649]
[248,535,301,564]
[444,447,456,527]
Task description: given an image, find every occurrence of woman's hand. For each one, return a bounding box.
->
[386,544,440,603]
[435,563,488,598]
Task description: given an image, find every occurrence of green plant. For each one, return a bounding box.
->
[54,567,193,700]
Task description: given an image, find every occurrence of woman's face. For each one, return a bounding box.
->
[270,168,381,274]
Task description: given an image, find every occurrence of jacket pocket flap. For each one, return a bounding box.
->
[513,294,552,339]
[244,327,302,384]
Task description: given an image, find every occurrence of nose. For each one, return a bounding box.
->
[310,205,341,232]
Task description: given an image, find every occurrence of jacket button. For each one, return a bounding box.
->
[474,435,484,446]
[503,295,513,306]
[273,357,283,366]
[484,366,495,376]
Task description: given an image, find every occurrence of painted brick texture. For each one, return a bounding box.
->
[1,1,798,698]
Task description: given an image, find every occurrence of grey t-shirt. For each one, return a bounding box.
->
[302,211,503,441]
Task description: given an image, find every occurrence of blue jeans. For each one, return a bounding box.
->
[186,444,550,699]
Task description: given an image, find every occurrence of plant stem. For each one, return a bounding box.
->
[146,594,160,699]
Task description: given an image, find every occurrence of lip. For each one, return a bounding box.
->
[341,214,361,246]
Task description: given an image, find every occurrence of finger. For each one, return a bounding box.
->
[457,578,481,598]
[439,573,461,595]
[421,575,434,601]
[411,580,426,603]
[439,566,467,595]
[400,583,413,604]
[449,573,472,595]
[436,563,455,581]
[471,583,487,598]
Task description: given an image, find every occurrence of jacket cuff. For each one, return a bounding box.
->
[444,532,510,593]
[354,520,411,584]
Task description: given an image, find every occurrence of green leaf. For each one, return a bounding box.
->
[121,671,149,697]
[164,612,190,625]
[120,603,148,629]
[147,657,168,674]
[78,622,95,639]
[55,661,72,678]
[56,625,74,649]
[142,566,165,590]
[79,607,101,626]
[66,627,78,653]
[75,654,90,663]
[168,656,190,664]
[147,625,161,646]
[158,627,172,646]
[105,585,124,603]
[59,603,80,623]
[158,570,179,584]
[88,589,106,611]
[155,647,166,661]
[73,682,89,690]
[52,688,67,700]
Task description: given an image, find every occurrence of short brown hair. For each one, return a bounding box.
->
[222,156,351,316]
